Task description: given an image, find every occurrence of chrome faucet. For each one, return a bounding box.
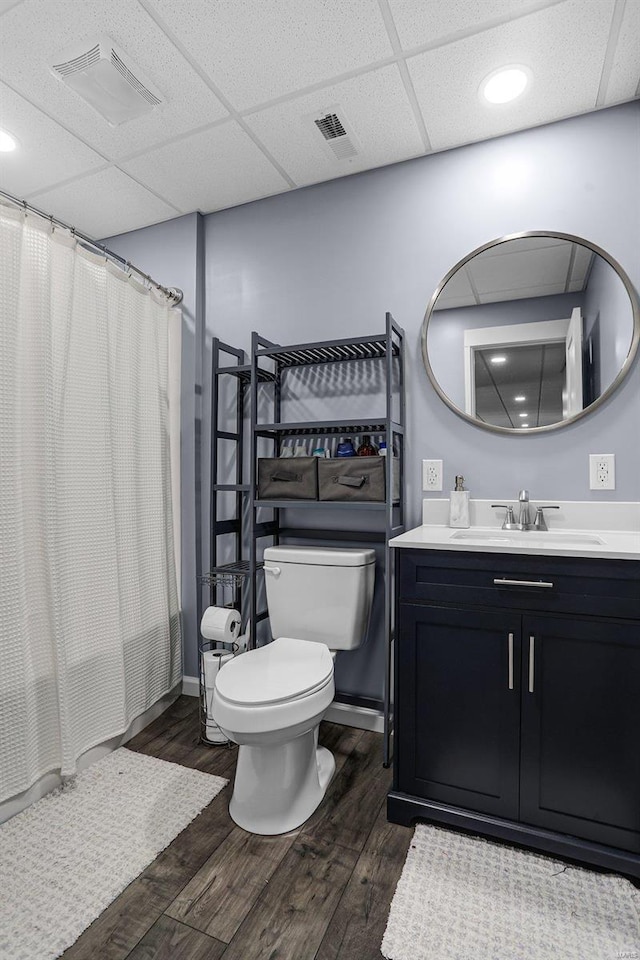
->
[492,491,559,531]
[518,489,532,528]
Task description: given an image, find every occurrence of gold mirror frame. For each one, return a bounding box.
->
[421,231,640,435]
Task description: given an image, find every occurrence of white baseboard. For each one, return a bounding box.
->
[325,701,384,733]
[182,675,200,697]
[183,674,383,733]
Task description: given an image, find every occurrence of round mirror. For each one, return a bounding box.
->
[421,232,640,434]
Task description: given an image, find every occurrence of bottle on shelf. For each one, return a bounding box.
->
[336,437,357,457]
[356,434,378,456]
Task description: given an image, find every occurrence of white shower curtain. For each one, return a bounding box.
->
[0,205,182,802]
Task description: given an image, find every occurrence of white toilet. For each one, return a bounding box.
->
[212,545,375,835]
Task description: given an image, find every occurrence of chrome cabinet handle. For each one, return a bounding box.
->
[528,635,535,693]
[493,578,554,588]
[508,632,514,690]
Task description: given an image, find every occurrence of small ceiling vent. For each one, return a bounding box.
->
[49,37,162,126]
[313,111,359,160]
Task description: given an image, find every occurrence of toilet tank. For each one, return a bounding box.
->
[263,545,375,650]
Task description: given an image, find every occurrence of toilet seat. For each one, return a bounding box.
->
[215,636,334,707]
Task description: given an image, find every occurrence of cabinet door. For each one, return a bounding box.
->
[520,614,640,852]
[397,604,521,819]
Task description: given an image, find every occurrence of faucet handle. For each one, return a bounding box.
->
[491,504,515,528]
[533,505,560,531]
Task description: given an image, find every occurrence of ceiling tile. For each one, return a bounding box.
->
[0,0,24,13]
[388,0,560,51]
[0,82,105,195]
[121,121,290,213]
[604,0,640,104]
[27,167,178,238]
[244,64,425,187]
[470,242,571,294]
[0,0,228,160]
[146,0,394,110]
[407,0,615,152]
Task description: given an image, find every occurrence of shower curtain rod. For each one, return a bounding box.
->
[0,189,183,306]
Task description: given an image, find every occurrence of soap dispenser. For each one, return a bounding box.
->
[449,475,470,528]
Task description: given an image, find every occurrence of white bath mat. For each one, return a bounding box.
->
[382,824,640,960]
[0,748,227,960]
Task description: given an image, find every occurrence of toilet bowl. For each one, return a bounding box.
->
[212,545,375,836]
[213,637,335,834]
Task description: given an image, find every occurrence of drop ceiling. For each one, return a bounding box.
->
[0,0,638,238]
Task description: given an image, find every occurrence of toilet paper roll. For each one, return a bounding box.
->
[201,648,234,738]
[200,606,241,643]
[202,648,234,694]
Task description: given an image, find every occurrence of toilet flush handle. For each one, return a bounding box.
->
[265,565,281,578]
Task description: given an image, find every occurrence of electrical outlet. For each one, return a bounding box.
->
[423,459,443,491]
[589,453,615,490]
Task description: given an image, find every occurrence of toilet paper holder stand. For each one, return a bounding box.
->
[198,574,249,746]
[199,636,239,748]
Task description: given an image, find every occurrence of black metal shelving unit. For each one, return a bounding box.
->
[206,315,405,764]
[199,338,274,743]
[249,313,405,766]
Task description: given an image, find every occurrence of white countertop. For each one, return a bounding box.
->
[389,524,640,561]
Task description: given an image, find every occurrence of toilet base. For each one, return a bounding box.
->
[229,730,335,835]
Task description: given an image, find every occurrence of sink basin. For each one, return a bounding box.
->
[450,530,605,546]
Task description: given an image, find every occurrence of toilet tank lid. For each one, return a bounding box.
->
[264,545,375,567]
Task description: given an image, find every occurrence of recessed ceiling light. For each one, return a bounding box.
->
[519,412,528,418]
[481,66,530,105]
[0,128,17,152]
[490,355,507,364]
[514,395,526,402]
[521,424,529,428]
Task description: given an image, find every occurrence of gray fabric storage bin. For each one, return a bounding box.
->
[318,456,385,502]
[257,457,318,500]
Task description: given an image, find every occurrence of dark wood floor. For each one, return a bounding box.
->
[62,696,413,960]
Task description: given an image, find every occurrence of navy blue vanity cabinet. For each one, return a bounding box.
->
[519,614,640,852]
[397,604,521,819]
[388,548,640,878]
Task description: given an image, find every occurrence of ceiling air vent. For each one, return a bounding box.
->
[49,37,163,126]
[313,111,359,160]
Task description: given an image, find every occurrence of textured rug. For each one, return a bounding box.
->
[0,748,227,960]
[382,824,640,960]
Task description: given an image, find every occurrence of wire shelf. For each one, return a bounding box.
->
[200,560,264,588]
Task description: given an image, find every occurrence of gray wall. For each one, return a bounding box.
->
[205,102,640,518]
[104,101,640,696]
[105,213,204,678]
[582,251,635,396]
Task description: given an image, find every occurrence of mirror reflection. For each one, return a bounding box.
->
[424,235,638,432]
